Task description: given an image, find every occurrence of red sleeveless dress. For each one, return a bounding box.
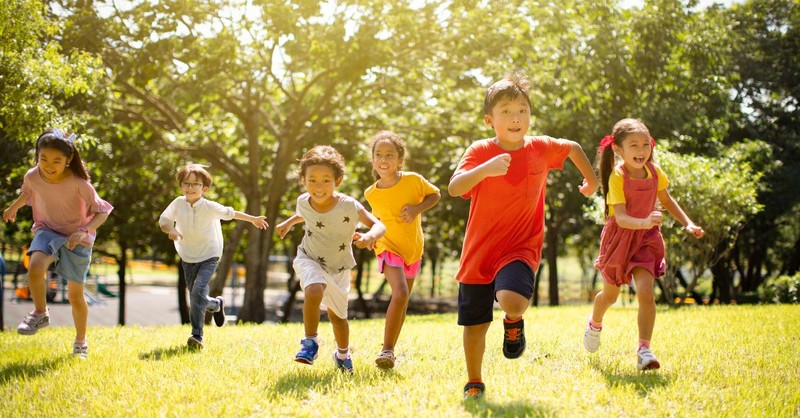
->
[594,162,666,286]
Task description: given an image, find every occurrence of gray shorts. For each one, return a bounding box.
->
[28,228,92,284]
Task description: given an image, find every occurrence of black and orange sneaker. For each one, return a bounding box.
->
[502,317,526,359]
[463,381,485,400]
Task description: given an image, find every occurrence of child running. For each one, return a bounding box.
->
[3,128,114,359]
[449,73,599,399]
[276,145,386,373]
[584,118,704,370]
[364,131,441,369]
[159,163,268,350]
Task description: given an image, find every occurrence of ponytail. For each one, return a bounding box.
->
[596,145,616,218]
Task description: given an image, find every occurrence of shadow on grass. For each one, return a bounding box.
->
[463,398,552,417]
[590,357,672,396]
[138,345,196,361]
[0,356,70,385]
[270,367,343,397]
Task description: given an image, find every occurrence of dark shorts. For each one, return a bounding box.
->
[457,261,535,326]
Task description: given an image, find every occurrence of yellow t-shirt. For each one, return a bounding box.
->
[607,163,669,217]
[364,172,439,264]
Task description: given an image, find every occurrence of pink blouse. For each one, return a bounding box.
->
[22,167,113,247]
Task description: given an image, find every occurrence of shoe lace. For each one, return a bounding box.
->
[504,327,521,342]
[464,388,483,398]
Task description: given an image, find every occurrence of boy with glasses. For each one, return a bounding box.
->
[159,163,268,349]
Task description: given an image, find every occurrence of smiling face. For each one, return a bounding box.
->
[485,96,531,149]
[180,173,208,204]
[613,132,653,173]
[37,147,72,183]
[301,164,342,210]
[371,140,403,181]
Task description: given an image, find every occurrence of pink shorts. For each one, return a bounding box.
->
[377,251,421,278]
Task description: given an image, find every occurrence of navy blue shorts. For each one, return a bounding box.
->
[457,261,535,326]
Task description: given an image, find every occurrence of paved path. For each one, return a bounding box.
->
[2,284,288,329]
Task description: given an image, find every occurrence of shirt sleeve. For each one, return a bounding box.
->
[159,198,178,226]
[208,200,235,221]
[78,180,114,216]
[452,143,483,199]
[419,174,440,195]
[607,168,625,206]
[544,137,573,170]
[654,164,670,191]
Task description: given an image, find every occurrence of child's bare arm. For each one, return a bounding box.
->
[234,211,269,230]
[275,214,304,239]
[657,189,704,238]
[448,154,511,197]
[612,204,663,230]
[2,191,29,222]
[567,141,600,196]
[353,209,386,250]
[67,212,110,250]
[399,191,441,223]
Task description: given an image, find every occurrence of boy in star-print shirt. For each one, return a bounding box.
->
[276,145,385,372]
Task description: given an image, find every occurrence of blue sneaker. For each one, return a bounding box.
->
[294,338,319,364]
[333,352,354,373]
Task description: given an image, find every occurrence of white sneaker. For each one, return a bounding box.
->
[17,310,50,335]
[73,343,88,360]
[583,320,601,353]
[637,347,661,371]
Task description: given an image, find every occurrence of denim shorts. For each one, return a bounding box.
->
[28,228,92,284]
[457,260,535,326]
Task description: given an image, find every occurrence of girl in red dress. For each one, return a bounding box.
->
[584,118,704,371]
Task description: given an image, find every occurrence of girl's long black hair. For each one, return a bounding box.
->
[35,128,90,181]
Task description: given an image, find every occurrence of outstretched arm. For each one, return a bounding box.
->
[2,191,29,223]
[353,209,386,250]
[567,141,600,196]
[657,189,704,238]
[234,211,269,230]
[275,213,305,239]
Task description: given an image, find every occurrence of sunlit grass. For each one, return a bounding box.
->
[1,305,797,417]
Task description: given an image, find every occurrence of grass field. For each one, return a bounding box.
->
[1,304,798,417]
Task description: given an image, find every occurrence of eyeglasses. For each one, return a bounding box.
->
[181,182,204,190]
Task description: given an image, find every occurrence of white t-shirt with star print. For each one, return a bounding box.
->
[295,192,365,275]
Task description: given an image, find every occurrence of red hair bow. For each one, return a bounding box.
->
[598,135,614,152]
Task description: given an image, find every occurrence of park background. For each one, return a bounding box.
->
[0,0,799,416]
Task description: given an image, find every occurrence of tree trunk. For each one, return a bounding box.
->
[532,264,543,307]
[784,233,800,276]
[354,248,371,318]
[177,262,189,324]
[205,223,246,324]
[711,246,734,304]
[545,222,560,307]
[209,222,246,298]
[117,243,127,326]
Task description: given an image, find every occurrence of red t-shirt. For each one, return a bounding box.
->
[453,136,572,284]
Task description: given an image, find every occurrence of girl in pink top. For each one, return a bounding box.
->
[3,128,113,359]
[584,119,703,371]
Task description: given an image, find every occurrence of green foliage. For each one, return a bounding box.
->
[1,305,798,416]
[760,274,800,304]
[656,142,763,300]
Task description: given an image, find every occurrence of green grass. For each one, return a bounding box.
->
[1,305,798,417]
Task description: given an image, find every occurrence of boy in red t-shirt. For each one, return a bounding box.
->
[449,73,599,400]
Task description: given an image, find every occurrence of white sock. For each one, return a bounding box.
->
[336,347,349,360]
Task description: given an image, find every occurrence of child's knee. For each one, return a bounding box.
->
[304,283,325,298]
